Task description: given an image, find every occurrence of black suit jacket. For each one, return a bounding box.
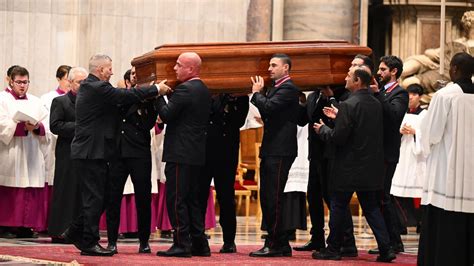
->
[116,99,158,158]
[298,88,350,161]
[71,74,158,160]
[156,79,211,166]
[251,79,300,158]
[375,84,408,163]
[319,89,384,192]
[206,94,249,159]
[50,91,76,158]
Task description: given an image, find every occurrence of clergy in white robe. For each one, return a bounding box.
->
[0,66,49,232]
[417,52,474,266]
[391,84,427,199]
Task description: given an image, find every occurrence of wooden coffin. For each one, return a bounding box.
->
[131,40,372,93]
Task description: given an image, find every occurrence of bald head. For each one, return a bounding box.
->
[345,65,372,91]
[174,52,202,82]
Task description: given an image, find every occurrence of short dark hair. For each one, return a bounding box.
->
[10,66,29,81]
[353,68,371,87]
[6,65,19,77]
[355,54,374,73]
[380,55,404,79]
[56,65,71,79]
[271,53,292,71]
[451,52,474,78]
[124,69,131,82]
[406,84,424,96]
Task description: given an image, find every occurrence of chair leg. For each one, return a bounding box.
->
[237,195,242,213]
[245,194,250,219]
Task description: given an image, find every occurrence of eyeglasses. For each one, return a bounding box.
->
[13,80,30,85]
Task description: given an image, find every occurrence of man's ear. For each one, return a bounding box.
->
[390,67,398,77]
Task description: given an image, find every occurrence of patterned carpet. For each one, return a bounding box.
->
[0,245,417,265]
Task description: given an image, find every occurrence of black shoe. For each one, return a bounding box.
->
[156,244,192,258]
[392,242,404,253]
[368,248,379,254]
[0,231,16,239]
[312,248,341,261]
[15,228,37,238]
[139,242,151,253]
[340,246,358,257]
[192,245,211,257]
[249,245,292,257]
[370,243,404,255]
[293,240,322,252]
[80,244,115,256]
[191,239,211,257]
[107,243,118,254]
[160,230,172,239]
[61,228,82,250]
[219,243,237,253]
[377,249,396,263]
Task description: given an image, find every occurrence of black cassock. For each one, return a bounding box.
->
[48,91,80,236]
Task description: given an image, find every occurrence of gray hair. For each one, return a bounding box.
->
[68,67,88,81]
[88,54,112,73]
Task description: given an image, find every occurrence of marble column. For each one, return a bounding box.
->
[246,0,272,41]
[283,0,355,42]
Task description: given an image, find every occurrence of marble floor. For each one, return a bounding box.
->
[0,216,420,256]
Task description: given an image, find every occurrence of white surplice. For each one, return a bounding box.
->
[39,90,63,185]
[284,124,309,193]
[0,91,47,188]
[390,111,427,198]
[420,82,474,213]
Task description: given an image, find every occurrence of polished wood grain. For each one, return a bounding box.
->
[132,40,372,92]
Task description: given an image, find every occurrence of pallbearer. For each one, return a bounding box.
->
[249,53,300,257]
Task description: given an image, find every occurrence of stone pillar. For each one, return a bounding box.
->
[246,0,272,41]
[283,0,355,42]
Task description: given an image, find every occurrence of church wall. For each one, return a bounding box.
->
[0,0,249,96]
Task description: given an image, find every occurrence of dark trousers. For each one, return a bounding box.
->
[328,191,390,253]
[165,162,205,248]
[198,157,237,244]
[307,158,355,248]
[381,162,403,246]
[106,157,152,244]
[259,156,295,248]
[69,159,110,248]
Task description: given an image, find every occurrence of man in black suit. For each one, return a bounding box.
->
[105,68,159,254]
[62,54,169,256]
[155,52,211,258]
[294,85,355,255]
[197,93,249,254]
[48,67,87,241]
[248,53,300,258]
[368,55,408,254]
[313,66,395,262]
[294,54,374,254]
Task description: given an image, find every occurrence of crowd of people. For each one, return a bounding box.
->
[0,50,472,264]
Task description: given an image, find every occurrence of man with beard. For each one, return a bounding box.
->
[369,55,408,255]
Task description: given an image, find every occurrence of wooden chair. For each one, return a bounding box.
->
[253,143,262,219]
[234,167,251,218]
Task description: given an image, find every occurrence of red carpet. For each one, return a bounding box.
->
[0,245,417,265]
